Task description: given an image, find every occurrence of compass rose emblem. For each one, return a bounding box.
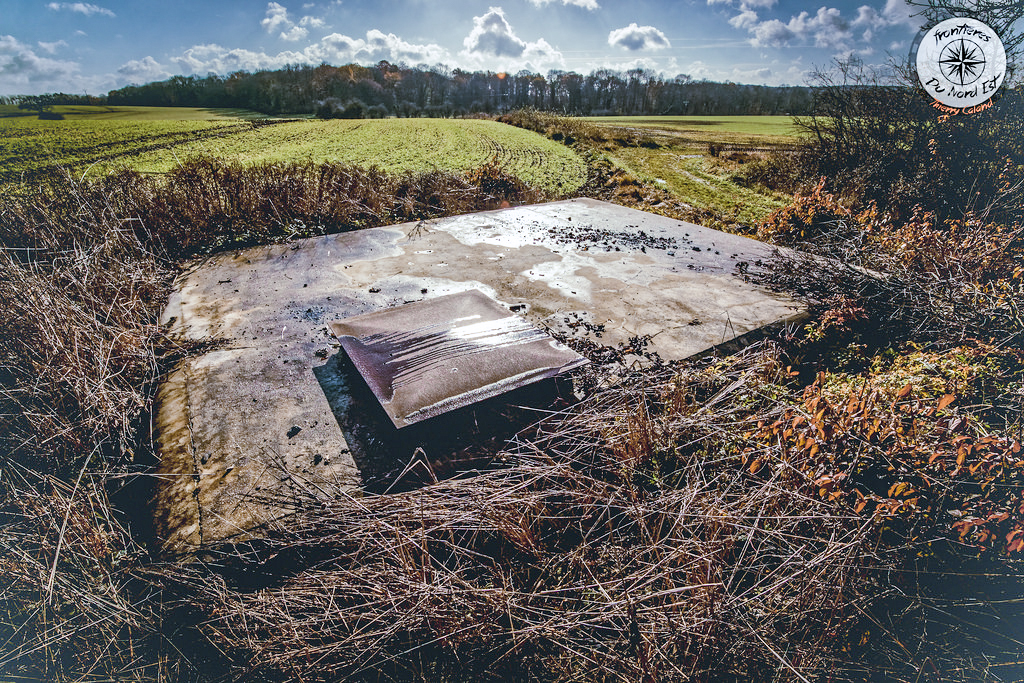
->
[916,17,1006,111]
[939,39,985,86]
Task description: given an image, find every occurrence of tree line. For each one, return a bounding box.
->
[101,62,815,117]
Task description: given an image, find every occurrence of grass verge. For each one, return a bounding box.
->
[497,108,792,230]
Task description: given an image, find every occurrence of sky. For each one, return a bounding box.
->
[0,0,928,95]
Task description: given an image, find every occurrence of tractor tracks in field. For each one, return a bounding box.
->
[2,120,293,183]
[478,135,548,171]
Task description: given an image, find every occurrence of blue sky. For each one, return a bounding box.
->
[1,0,926,95]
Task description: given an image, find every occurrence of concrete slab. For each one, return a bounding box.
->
[153,199,803,552]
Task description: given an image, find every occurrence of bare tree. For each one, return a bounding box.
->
[907,0,1024,56]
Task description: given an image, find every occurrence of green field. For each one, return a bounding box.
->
[583,115,801,151]
[0,104,249,120]
[609,148,790,226]
[122,118,586,194]
[579,115,797,225]
[0,106,586,194]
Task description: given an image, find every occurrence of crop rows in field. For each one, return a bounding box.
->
[0,116,247,183]
[118,118,586,194]
[0,109,586,195]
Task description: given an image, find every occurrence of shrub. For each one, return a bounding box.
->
[756,177,858,245]
[496,108,606,146]
[794,59,1024,224]
[733,150,804,193]
[747,352,1024,553]
[315,98,371,119]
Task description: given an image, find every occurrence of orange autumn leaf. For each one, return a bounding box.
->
[888,482,912,498]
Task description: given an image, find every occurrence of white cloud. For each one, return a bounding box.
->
[707,0,776,9]
[882,0,920,28]
[37,40,69,54]
[527,0,599,10]
[608,23,670,51]
[463,7,529,58]
[748,19,794,46]
[741,7,853,49]
[851,3,920,37]
[460,8,563,70]
[723,1,922,55]
[592,56,663,73]
[262,3,327,41]
[46,2,115,17]
[342,29,448,64]
[116,56,170,83]
[261,2,292,33]
[854,7,884,42]
[686,59,714,79]
[281,25,309,41]
[74,29,87,36]
[315,34,361,58]
[0,34,80,93]
[520,38,563,66]
[129,10,568,84]
[174,44,304,74]
[853,6,883,29]
[804,7,851,48]
[686,57,803,85]
[172,30,450,75]
[729,10,759,30]
[741,66,773,80]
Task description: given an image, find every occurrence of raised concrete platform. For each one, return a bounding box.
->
[153,199,803,552]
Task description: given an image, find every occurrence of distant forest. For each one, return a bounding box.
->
[12,62,817,118]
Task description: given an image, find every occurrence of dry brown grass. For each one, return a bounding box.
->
[0,180,173,679]
[0,158,548,681]
[164,346,880,682]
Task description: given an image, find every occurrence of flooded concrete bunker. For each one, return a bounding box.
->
[153,199,804,552]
